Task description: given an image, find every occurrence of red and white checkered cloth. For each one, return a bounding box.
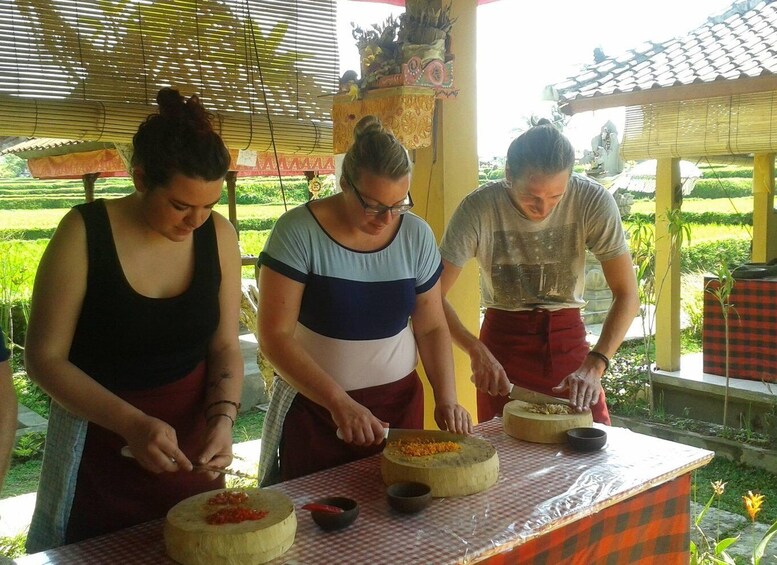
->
[16,420,713,565]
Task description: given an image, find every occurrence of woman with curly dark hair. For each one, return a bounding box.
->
[25,88,244,550]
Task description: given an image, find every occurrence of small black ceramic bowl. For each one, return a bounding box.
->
[566,427,607,452]
[386,481,432,514]
[310,496,359,531]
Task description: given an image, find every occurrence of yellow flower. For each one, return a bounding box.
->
[743,490,765,522]
[711,480,727,496]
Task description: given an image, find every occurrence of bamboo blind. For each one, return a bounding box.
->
[0,0,339,155]
[622,91,777,160]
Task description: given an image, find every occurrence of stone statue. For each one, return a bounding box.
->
[581,120,624,178]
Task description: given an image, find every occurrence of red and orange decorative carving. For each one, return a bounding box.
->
[374,57,457,99]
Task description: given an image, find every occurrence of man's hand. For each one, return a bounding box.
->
[552,357,604,412]
[469,340,511,397]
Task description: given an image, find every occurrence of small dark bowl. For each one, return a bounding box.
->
[566,427,607,452]
[386,481,432,514]
[309,496,359,531]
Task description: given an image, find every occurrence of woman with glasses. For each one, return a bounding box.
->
[257,116,472,484]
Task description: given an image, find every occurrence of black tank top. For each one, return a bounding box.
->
[69,199,221,391]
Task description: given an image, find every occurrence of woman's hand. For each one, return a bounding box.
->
[194,414,235,480]
[433,402,473,435]
[122,415,193,474]
[330,397,387,446]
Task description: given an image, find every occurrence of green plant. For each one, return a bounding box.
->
[233,408,265,443]
[0,238,35,364]
[351,15,402,85]
[605,341,651,416]
[691,480,738,564]
[705,263,737,430]
[626,210,753,226]
[691,178,753,198]
[13,372,50,419]
[683,240,751,273]
[691,480,777,565]
[0,154,29,178]
[0,530,27,559]
[683,273,706,339]
[12,431,45,462]
[629,209,691,413]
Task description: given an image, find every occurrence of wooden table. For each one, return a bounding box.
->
[16,419,713,564]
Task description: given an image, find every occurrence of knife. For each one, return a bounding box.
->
[335,427,464,442]
[508,384,574,407]
[120,445,259,481]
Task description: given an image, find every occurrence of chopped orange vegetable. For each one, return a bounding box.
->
[392,440,461,457]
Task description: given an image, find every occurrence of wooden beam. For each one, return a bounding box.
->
[225,170,238,234]
[82,172,100,202]
[752,153,777,263]
[559,75,777,115]
[654,158,682,372]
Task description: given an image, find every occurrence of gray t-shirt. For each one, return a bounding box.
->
[440,174,628,311]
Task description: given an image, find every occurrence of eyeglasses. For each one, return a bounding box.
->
[350,180,413,216]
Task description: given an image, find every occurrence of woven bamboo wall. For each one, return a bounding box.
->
[0,95,332,155]
[622,91,777,160]
[0,0,338,154]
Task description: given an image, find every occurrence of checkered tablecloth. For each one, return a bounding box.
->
[16,420,713,565]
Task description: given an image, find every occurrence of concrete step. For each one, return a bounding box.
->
[15,405,47,440]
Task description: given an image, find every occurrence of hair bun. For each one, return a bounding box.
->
[353,115,386,141]
[535,118,553,127]
[156,88,186,118]
[156,88,213,134]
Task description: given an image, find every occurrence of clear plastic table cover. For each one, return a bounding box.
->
[16,418,713,565]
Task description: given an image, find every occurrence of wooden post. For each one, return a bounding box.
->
[225,170,238,235]
[303,170,317,200]
[654,158,681,371]
[82,172,100,202]
[752,153,776,263]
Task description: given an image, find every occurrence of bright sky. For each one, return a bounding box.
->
[337,0,734,158]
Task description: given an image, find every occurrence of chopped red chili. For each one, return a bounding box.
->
[206,506,269,525]
[206,491,249,506]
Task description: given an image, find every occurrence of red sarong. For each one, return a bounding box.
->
[478,308,610,425]
[279,371,424,481]
[65,361,224,544]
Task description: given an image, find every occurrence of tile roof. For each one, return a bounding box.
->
[550,0,777,106]
[0,137,113,158]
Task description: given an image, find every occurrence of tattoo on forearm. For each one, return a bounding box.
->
[207,369,233,391]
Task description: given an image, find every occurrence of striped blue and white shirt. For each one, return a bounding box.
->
[259,203,442,391]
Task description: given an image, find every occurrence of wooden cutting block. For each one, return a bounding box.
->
[503,399,593,444]
[381,435,499,497]
[164,488,296,565]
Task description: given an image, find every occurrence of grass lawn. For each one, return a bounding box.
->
[0,203,293,232]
